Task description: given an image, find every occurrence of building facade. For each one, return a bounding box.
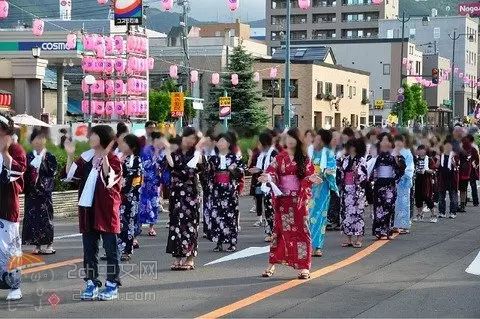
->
[266,0,399,54]
[254,58,370,131]
[378,15,479,119]
[290,38,422,126]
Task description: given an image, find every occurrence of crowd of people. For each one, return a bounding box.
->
[0,112,478,301]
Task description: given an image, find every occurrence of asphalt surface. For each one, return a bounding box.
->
[1,198,479,318]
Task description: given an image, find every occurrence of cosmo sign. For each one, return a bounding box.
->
[459,2,480,17]
[19,42,71,51]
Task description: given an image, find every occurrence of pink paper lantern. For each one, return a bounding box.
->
[372,0,383,4]
[66,33,77,50]
[190,70,199,83]
[95,43,106,58]
[105,36,114,54]
[104,59,114,74]
[162,0,174,11]
[115,101,126,115]
[114,35,124,52]
[127,100,137,116]
[127,78,136,94]
[105,80,114,96]
[459,73,464,78]
[298,0,311,10]
[253,72,260,82]
[32,19,44,37]
[93,80,105,94]
[231,73,239,86]
[105,101,114,115]
[81,79,89,93]
[148,57,154,70]
[211,73,220,85]
[0,1,9,19]
[95,101,105,115]
[454,68,459,74]
[97,0,108,5]
[227,0,239,12]
[270,67,278,79]
[93,58,104,73]
[402,58,408,65]
[114,58,126,73]
[81,100,90,114]
[170,65,178,79]
[141,37,148,53]
[126,36,135,53]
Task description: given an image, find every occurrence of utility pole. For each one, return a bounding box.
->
[283,0,291,130]
[178,0,190,129]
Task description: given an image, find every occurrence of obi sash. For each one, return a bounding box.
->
[279,175,300,194]
[377,165,394,178]
[344,171,355,185]
[214,171,230,184]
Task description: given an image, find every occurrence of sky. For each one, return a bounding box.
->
[149,0,266,22]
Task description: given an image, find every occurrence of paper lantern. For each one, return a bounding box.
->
[105,101,114,115]
[93,80,105,94]
[94,101,105,115]
[114,101,126,115]
[454,68,459,74]
[162,0,174,11]
[170,65,178,79]
[32,19,44,37]
[227,0,239,12]
[126,36,135,53]
[105,80,114,95]
[81,79,89,93]
[459,73,464,78]
[211,73,220,85]
[190,70,199,83]
[253,72,260,82]
[270,67,278,79]
[127,100,137,116]
[104,59,114,74]
[148,57,154,70]
[95,43,106,58]
[93,58,104,73]
[0,1,9,19]
[402,58,408,65]
[372,0,383,4]
[114,35,123,52]
[66,33,77,50]
[114,58,126,73]
[105,36,114,54]
[298,0,311,10]
[231,73,239,86]
[97,0,108,4]
[81,100,90,114]
[127,78,136,94]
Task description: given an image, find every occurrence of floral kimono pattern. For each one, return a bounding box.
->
[22,151,57,246]
[339,155,368,236]
[371,152,405,238]
[166,149,201,258]
[309,147,338,249]
[205,152,245,246]
[138,146,165,226]
[118,155,143,255]
[265,151,315,270]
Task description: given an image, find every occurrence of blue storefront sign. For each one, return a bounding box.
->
[18,41,74,51]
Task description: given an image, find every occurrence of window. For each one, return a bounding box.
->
[336,84,344,97]
[324,116,333,129]
[362,88,368,101]
[325,82,333,95]
[433,27,440,39]
[382,89,390,100]
[383,64,391,75]
[281,79,299,98]
[348,86,353,98]
[317,81,324,95]
[262,79,280,97]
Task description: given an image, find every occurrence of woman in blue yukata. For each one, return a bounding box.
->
[138,132,165,237]
[309,129,338,257]
[393,134,414,234]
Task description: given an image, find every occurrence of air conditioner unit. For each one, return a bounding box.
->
[301,34,306,39]
[301,18,306,23]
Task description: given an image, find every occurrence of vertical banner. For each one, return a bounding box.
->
[114,0,143,26]
[59,0,72,21]
[219,96,232,119]
[170,92,185,118]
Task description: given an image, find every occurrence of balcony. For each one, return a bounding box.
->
[341,0,375,6]
[271,0,300,9]
[312,30,337,39]
[312,14,337,24]
[313,0,337,7]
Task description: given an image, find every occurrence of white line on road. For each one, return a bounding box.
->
[204,246,270,266]
[54,233,82,240]
[466,251,480,276]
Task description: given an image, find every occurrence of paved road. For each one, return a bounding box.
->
[1,198,479,318]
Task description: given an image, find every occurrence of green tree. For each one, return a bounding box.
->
[149,79,196,124]
[397,83,429,125]
[205,45,268,137]
[411,84,429,119]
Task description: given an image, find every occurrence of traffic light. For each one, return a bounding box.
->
[432,68,439,84]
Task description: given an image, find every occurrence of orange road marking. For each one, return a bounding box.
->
[197,235,397,319]
[22,258,83,275]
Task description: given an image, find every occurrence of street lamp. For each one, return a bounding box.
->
[31,47,41,58]
[448,30,475,123]
[84,74,96,129]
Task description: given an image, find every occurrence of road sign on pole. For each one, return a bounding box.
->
[219,96,232,120]
[170,92,185,118]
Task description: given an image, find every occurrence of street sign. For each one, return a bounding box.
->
[193,101,204,110]
[374,99,385,109]
[170,92,185,118]
[219,96,232,119]
[114,0,143,25]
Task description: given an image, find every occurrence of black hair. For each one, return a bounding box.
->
[466,134,475,143]
[90,125,115,149]
[150,131,163,141]
[123,134,141,156]
[417,145,427,151]
[145,121,157,129]
[226,130,238,146]
[378,132,394,149]
[352,138,367,158]
[287,128,307,179]
[59,128,68,134]
[216,132,235,152]
[304,129,314,137]
[317,129,332,146]
[116,122,129,138]
[0,113,14,135]
[342,127,355,138]
[394,135,405,143]
[443,135,453,145]
[30,127,49,143]
[169,135,181,146]
[258,131,273,148]
[205,127,216,140]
